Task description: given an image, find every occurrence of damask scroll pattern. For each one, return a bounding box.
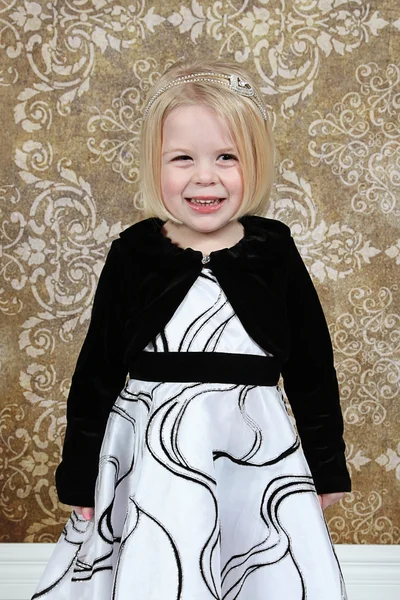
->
[324,285,400,544]
[309,62,400,217]
[6,145,123,340]
[330,285,399,429]
[167,0,389,116]
[327,490,400,544]
[87,57,176,185]
[0,150,122,539]
[2,2,390,121]
[5,1,165,128]
[267,160,381,282]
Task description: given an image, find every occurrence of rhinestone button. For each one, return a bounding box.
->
[201,255,210,264]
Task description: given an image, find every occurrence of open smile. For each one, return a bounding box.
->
[185,198,226,212]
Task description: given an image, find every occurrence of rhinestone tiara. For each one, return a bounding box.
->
[143,72,267,121]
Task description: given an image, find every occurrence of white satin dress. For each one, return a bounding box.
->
[32,266,347,600]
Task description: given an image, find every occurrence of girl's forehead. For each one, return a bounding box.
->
[162,104,234,143]
[164,103,227,124]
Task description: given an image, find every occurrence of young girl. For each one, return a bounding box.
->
[32,58,351,599]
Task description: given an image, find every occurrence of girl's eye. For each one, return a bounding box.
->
[171,153,237,162]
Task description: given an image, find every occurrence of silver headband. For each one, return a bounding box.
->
[143,72,267,121]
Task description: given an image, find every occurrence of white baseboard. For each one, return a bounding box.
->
[336,545,400,600]
[0,544,399,599]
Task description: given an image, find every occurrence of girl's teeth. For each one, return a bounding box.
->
[188,199,222,205]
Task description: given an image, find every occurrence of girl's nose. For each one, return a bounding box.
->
[193,162,218,184]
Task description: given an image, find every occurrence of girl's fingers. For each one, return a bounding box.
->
[71,506,94,520]
[318,492,346,511]
[82,507,94,520]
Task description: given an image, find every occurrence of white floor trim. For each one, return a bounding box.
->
[0,543,399,599]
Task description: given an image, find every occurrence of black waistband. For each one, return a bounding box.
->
[129,352,281,386]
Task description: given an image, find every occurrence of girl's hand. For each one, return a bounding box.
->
[71,506,94,520]
[318,492,346,511]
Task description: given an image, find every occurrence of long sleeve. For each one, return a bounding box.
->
[55,240,128,507]
[281,236,351,494]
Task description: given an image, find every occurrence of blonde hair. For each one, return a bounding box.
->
[139,58,275,223]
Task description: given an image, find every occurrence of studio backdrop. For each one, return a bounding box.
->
[0,0,399,544]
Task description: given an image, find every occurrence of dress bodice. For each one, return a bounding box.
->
[143,267,273,356]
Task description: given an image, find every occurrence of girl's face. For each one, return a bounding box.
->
[161,104,244,233]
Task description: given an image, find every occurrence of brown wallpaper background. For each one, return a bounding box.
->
[0,0,399,544]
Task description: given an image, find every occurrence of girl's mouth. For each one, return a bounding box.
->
[185,198,226,212]
[186,198,224,205]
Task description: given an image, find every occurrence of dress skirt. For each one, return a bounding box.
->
[32,267,347,599]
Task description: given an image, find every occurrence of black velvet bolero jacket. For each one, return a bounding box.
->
[55,215,352,507]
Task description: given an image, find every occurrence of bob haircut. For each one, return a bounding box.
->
[139,58,275,223]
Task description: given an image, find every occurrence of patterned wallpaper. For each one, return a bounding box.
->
[0,0,399,544]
